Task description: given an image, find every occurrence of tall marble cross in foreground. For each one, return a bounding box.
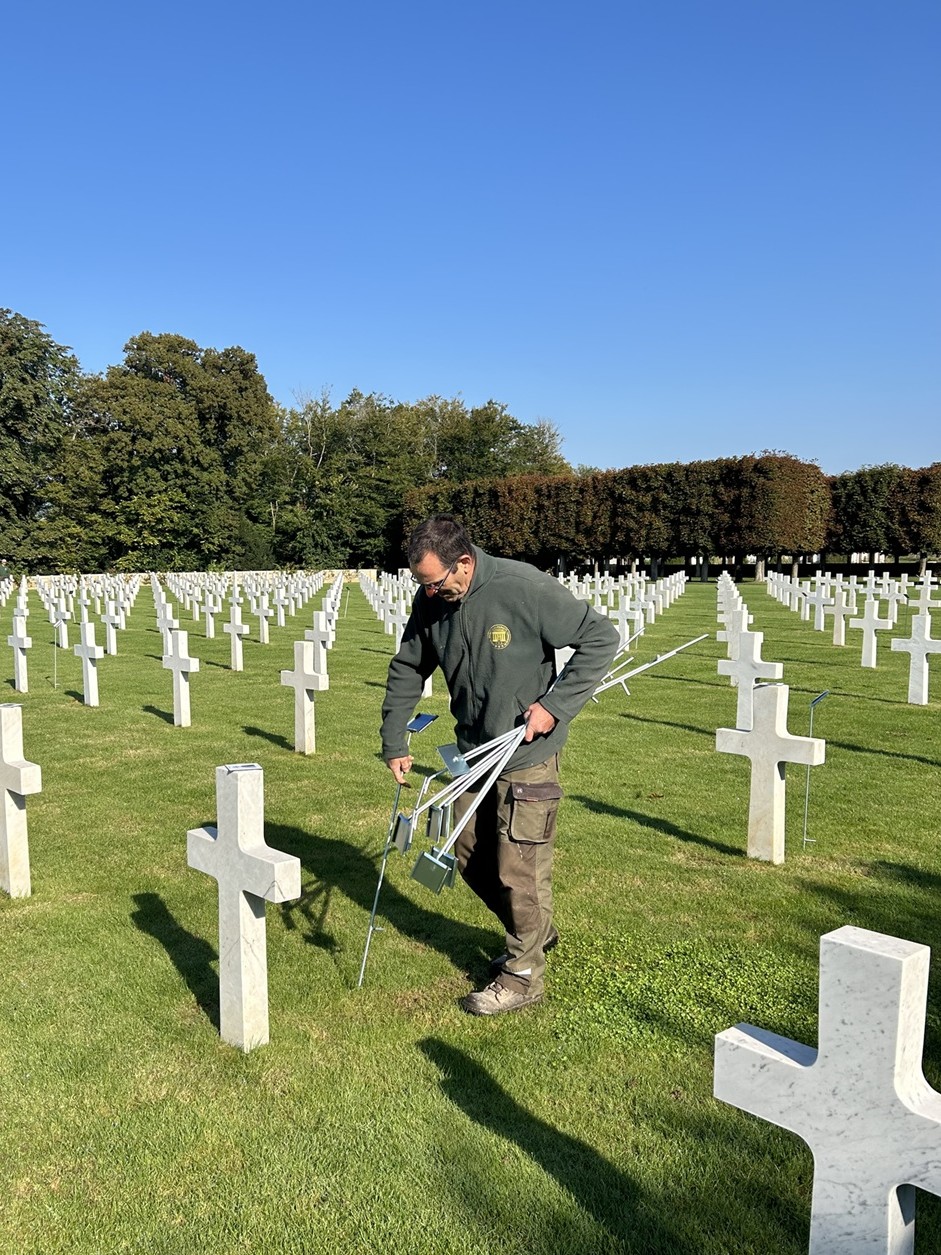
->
[187,764,300,1051]
[0,704,42,897]
[716,683,825,863]
[715,925,941,1254]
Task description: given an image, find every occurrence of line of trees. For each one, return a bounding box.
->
[2,308,938,575]
[0,311,567,572]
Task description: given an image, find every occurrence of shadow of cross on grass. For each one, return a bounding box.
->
[570,796,742,859]
[266,823,497,979]
[130,892,220,1030]
[418,1039,698,1254]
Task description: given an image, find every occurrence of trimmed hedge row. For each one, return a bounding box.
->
[402,456,941,568]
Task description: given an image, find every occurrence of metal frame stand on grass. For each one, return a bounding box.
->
[357,712,437,988]
[592,634,709,700]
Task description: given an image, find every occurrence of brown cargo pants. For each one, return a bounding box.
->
[452,753,562,996]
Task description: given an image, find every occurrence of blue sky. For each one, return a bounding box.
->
[3,1,937,475]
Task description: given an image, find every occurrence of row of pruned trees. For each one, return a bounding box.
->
[403,457,941,574]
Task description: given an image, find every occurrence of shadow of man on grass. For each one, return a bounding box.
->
[266,822,496,979]
[418,1038,697,1253]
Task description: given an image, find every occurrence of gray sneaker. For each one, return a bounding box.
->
[460,980,543,1016]
[489,927,560,976]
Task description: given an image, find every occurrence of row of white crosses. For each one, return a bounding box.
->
[360,571,434,698]
[767,568,941,704]
[1,570,333,898]
[590,574,695,696]
[561,569,690,647]
[162,570,328,643]
[150,571,334,733]
[33,573,141,653]
[7,575,141,697]
[359,570,413,645]
[276,574,343,754]
[714,574,826,864]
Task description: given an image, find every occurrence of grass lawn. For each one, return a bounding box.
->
[2,576,940,1254]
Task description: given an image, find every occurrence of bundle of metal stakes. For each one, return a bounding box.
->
[357,721,528,987]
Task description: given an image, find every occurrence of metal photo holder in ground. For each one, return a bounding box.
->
[357,712,437,988]
[409,724,529,894]
[592,633,709,700]
[802,691,829,849]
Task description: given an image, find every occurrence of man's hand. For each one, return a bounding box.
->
[523,701,557,743]
[387,755,413,785]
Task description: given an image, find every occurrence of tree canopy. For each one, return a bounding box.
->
[1,308,937,573]
[0,313,570,571]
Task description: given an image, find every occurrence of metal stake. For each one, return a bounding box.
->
[802,691,829,848]
[52,620,61,689]
[357,713,437,987]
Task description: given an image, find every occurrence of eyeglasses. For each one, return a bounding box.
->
[413,561,457,596]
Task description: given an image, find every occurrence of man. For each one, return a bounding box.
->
[380,514,619,1016]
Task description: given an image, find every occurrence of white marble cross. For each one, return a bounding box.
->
[73,620,105,707]
[0,704,42,897]
[607,603,634,650]
[303,611,331,677]
[223,601,249,671]
[256,595,273,645]
[75,586,91,623]
[849,598,893,668]
[7,613,32,694]
[716,683,825,863]
[883,583,908,626]
[826,591,856,646]
[155,603,179,656]
[909,578,941,616]
[805,584,834,631]
[203,588,216,639]
[163,629,200,727]
[717,630,784,730]
[273,591,290,628]
[187,764,300,1051]
[890,612,941,705]
[715,925,941,1254]
[717,605,753,659]
[101,600,122,656]
[53,599,71,649]
[280,639,327,754]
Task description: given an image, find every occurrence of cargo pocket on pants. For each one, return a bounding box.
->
[508,782,563,844]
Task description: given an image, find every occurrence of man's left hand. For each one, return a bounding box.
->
[523,701,557,742]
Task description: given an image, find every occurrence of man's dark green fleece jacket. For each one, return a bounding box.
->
[380,546,620,772]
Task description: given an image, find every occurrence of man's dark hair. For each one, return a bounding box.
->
[408,514,474,567]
